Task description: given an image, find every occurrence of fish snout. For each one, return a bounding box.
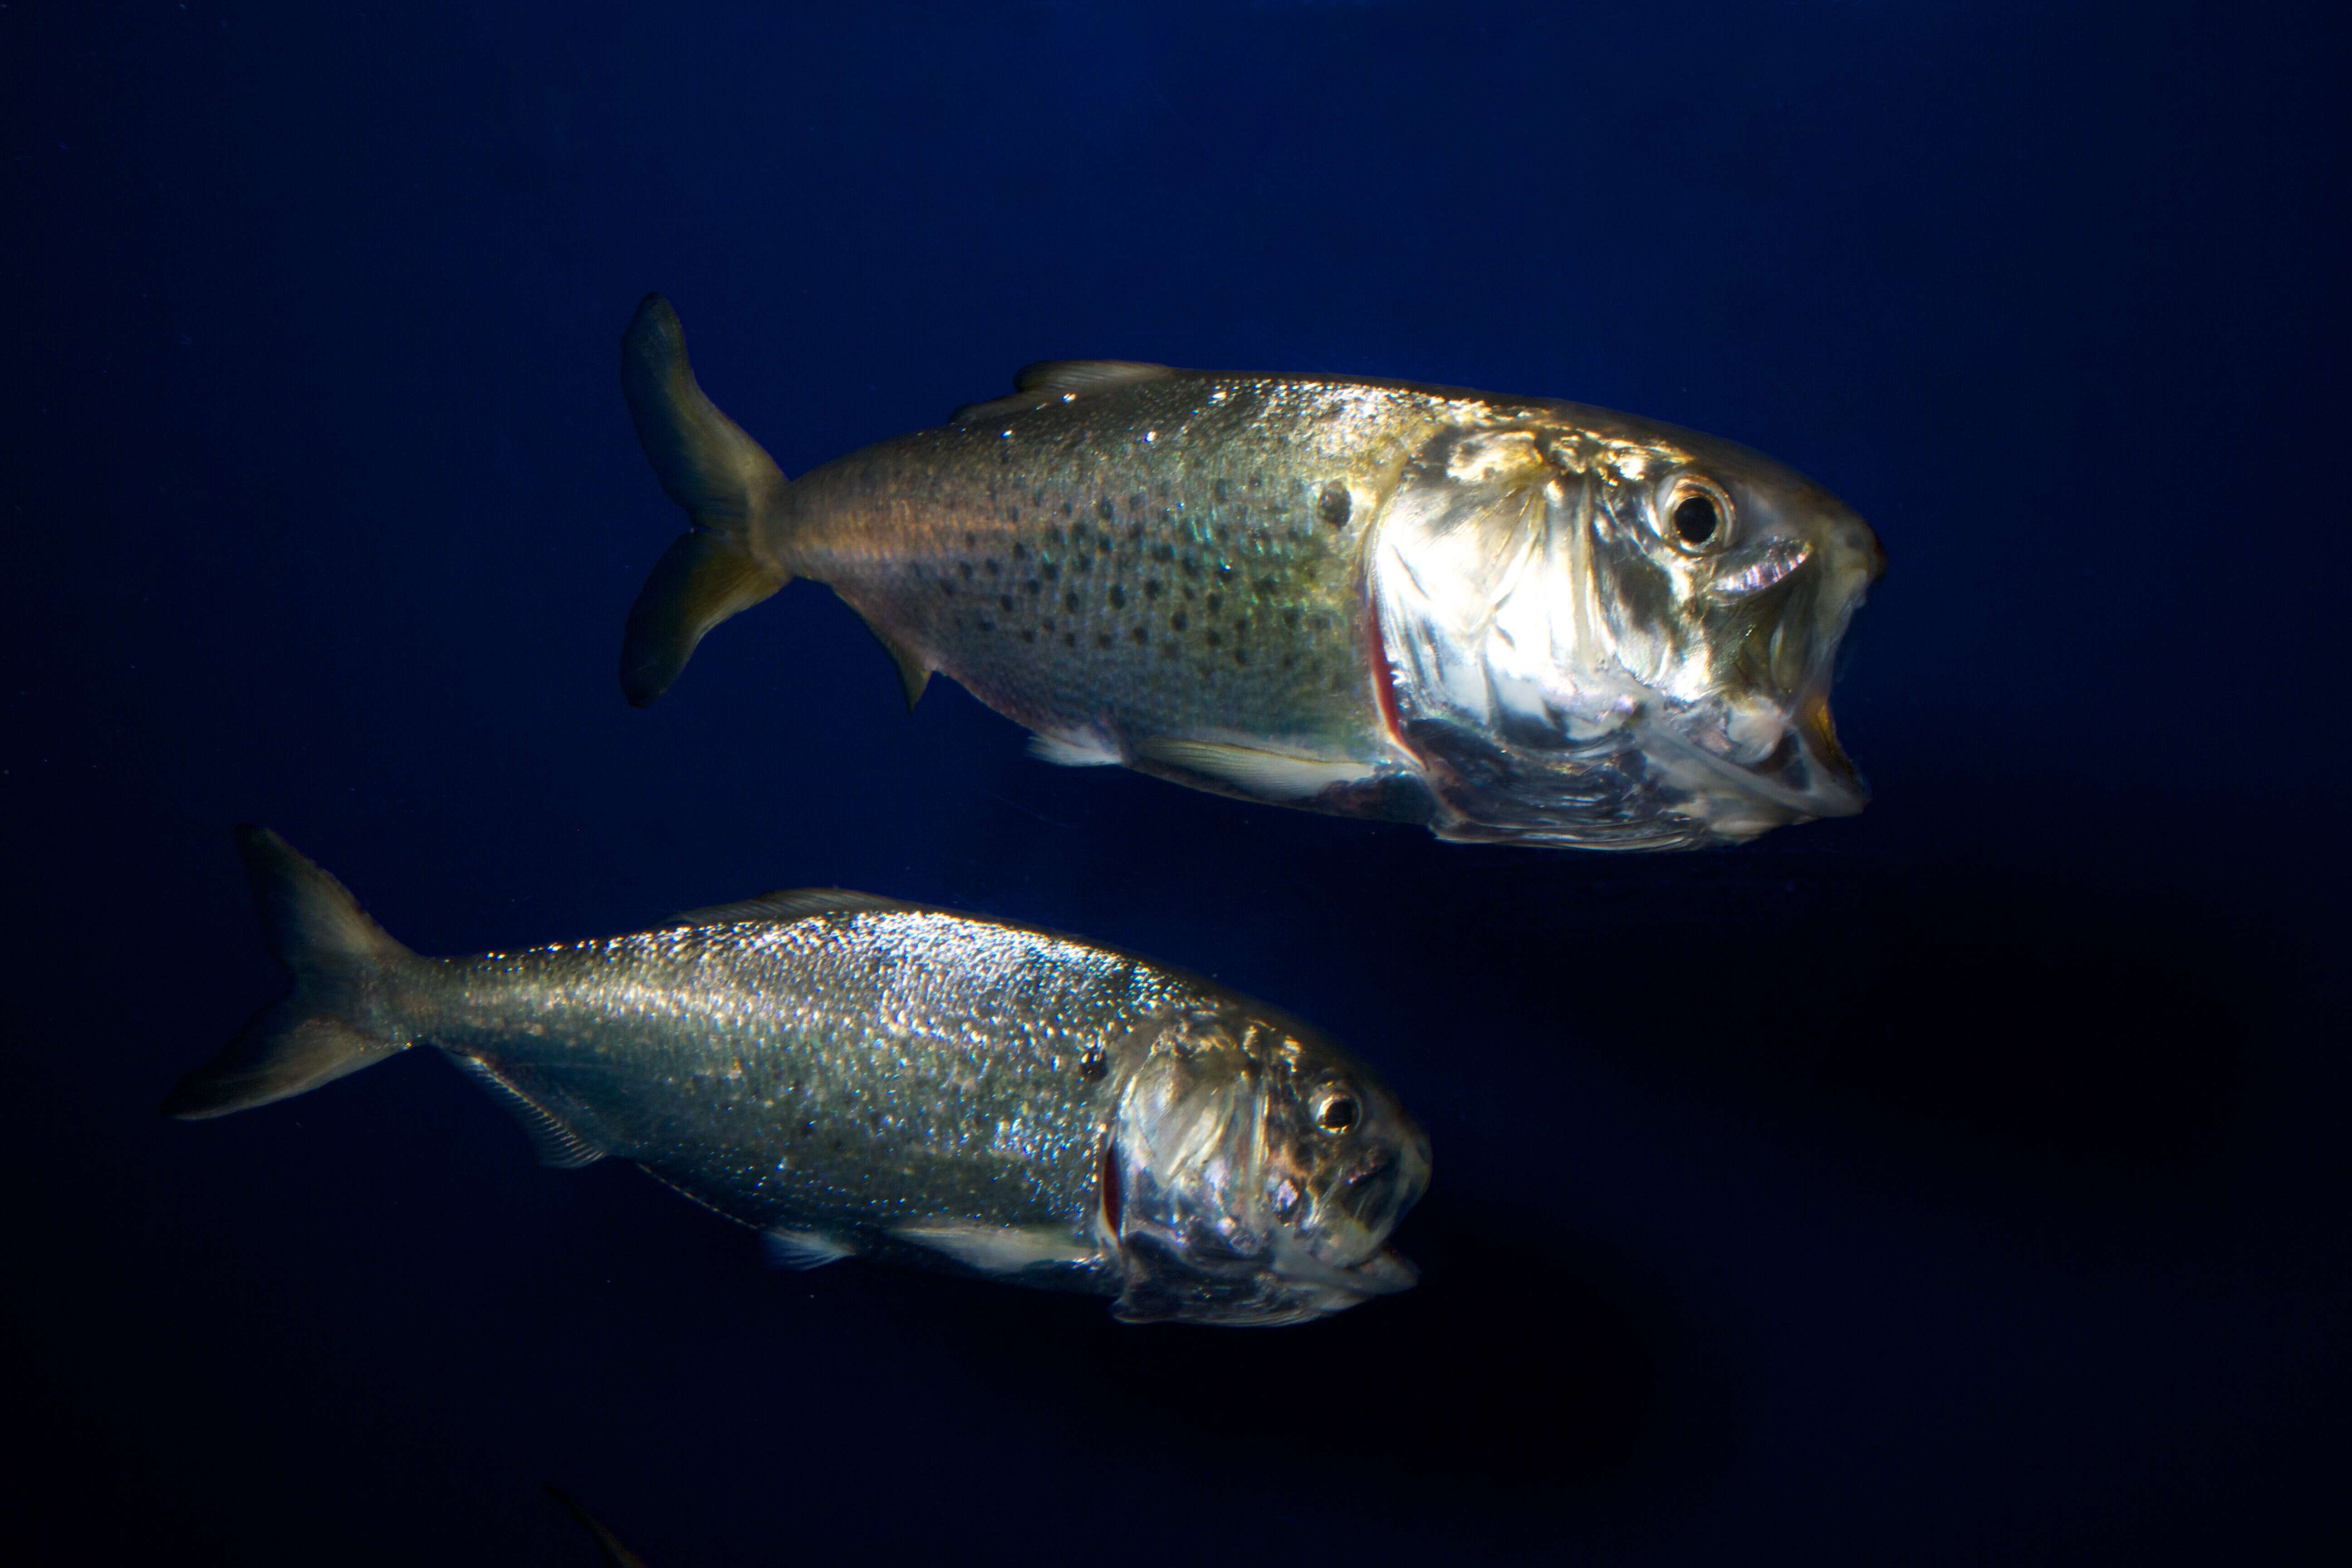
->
[1797,687,1861,791]
[1265,1228,1420,1303]
[1712,508,1876,820]
[1343,1248,1420,1295]
[1760,685,1870,820]
[1774,511,1879,807]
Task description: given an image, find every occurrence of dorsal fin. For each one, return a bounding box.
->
[950,361,1178,425]
[1011,360,1176,394]
[668,888,917,928]
[949,392,1050,425]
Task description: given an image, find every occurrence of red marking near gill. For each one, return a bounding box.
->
[1365,586,1405,748]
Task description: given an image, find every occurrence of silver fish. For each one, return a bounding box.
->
[166,828,1429,1327]
[617,295,1886,849]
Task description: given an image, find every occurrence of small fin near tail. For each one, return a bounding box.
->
[163,827,415,1120]
[949,359,1177,425]
[619,293,791,707]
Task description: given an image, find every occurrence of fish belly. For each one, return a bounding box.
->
[779,377,1440,769]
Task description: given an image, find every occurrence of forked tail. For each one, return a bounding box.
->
[162,827,416,1119]
[617,294,793,706]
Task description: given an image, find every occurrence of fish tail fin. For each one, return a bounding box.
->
[618,293,792,706]
[163,826,416,1119]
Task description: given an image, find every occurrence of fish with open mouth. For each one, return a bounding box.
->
[617,295,1886,848]
[165,828,1429,1326]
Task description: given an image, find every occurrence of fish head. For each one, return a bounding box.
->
[1103,1008,1428,1327]
[1372,408,1885,848]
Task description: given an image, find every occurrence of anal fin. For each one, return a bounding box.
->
[849,608,931,709]
[450,1056,606,1169]
[762,1228,856,1270]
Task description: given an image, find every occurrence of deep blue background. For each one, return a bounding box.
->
[5,2,2347,1563]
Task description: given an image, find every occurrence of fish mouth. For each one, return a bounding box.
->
[1268,1232,1420,1299]
[1797,687,1859,785]
[1627,681,1867,842]
[1774,683,1867,810]
[1659,507,1876,834]
[1323,1247,1419,1296]
[1107,1232,1417,1326]
[1683,550,1873,825]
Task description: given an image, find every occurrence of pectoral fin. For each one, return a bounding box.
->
[1134,738,1375,801]
[894,1221,1099,1274]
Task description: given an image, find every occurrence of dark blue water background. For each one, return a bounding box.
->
[6,3,2345,1562]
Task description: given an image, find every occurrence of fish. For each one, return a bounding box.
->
[616,294,1886,849]
[164,827,1430,1327]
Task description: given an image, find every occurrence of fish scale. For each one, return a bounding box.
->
[408,914,1169,1230]
[786,377,1459,758]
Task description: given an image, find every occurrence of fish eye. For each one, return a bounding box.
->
[1661,477,1735,554]
[1673,493,1720,546]
[1316,1093,1360,1133]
